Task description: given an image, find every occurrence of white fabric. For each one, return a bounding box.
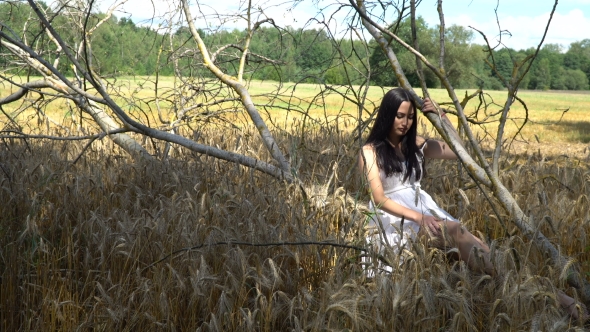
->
[364,142,459,272]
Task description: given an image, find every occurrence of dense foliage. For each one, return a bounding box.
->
[1,2,588,90]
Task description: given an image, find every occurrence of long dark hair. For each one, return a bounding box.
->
[365,88,423,181]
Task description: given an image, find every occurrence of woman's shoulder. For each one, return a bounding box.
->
[361,143,377,152]
[416,136,428,148]
[359,144,379,168]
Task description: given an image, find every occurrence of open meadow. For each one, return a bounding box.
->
[1,78,590,330]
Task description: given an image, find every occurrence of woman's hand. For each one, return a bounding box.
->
[422,98,439,115]
[420,214,441,236]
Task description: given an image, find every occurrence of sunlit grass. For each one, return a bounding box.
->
[2,76,590,148]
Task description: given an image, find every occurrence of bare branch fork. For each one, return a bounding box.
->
[0,35,153,159]
[180,0,292,175]
[1,0,295,182]
[353,0,590,302]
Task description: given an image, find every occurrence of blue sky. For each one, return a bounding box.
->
[420,0,590,50]
[98,0,590,50]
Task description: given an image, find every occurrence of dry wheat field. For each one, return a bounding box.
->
[1,81,590,331]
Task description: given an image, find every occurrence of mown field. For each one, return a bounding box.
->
[1,77,590,330]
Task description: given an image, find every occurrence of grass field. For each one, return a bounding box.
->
[1,77,590,330]
[2,76,588,152]
[0,77,590,143]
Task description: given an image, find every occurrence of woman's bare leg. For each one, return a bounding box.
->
[421,222,496,276]
[428,221,587,321]
[558,290,589,321]
[447,223,587,320]
[440,221,495,276]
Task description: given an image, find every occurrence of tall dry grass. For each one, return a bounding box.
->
[1,118,589,331]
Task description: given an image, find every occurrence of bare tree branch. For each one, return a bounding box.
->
[0,128,129,140]
[491,1,558,176]
[180,0,292,174]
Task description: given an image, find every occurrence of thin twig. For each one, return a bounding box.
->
[0,128,130,141]
[69,136,99,167]
[142,240,368,272]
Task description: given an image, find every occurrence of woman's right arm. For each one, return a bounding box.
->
[359,145,441,235]
[423,98,465,154]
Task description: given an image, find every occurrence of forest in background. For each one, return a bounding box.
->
[1,1,589,91]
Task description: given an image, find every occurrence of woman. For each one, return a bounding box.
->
[359,88,585,319]
[359,87,493,274]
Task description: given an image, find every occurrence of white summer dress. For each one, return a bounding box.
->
[365,142,459,271]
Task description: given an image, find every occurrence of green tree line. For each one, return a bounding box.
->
[1,2,589,90]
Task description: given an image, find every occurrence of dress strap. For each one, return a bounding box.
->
[419,139,429,151]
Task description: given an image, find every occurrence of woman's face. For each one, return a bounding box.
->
[390,101,414,139]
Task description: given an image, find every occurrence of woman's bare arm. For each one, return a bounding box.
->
[421,98,462,160]
[421,138,457,160]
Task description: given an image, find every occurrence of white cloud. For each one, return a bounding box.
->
[545,9,590,46]
[445,8,590,50]
[97,0,326,31]
[96,0,590,50]
[99,0,172,21]
[496,9,590,50]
